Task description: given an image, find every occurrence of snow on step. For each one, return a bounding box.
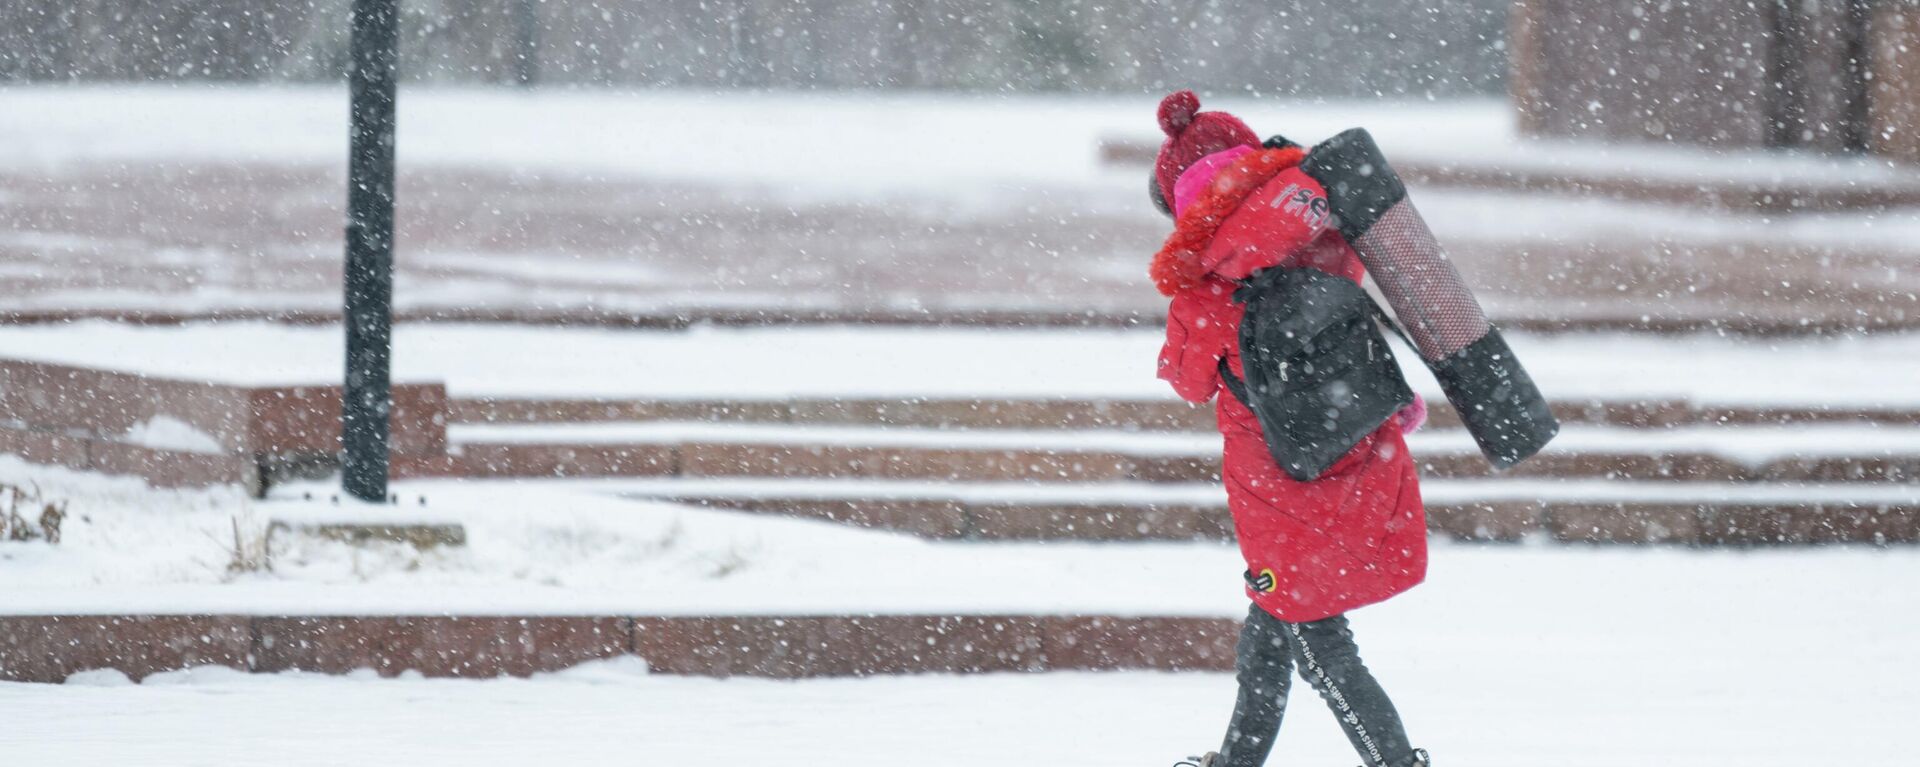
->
[1,322,1917,407]
[451,420,1920,466]
[570,476,1920,507]
[452,420,1219,453]
[444,421,1920,484]
[566,476,1920,543]
[1414,423,1920,466]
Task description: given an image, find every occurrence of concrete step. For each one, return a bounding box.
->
[577,476,1920,545]
[0,613,1238,683]
[451,395,1920,431]
[437,421,1920,484]
[1098,137,1920,213]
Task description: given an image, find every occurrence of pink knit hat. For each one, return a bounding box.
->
[1152,90,1260,212]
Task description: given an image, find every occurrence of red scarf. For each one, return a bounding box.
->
[1149,146,1305,297]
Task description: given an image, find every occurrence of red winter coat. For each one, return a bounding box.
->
[1154,147,1426,623]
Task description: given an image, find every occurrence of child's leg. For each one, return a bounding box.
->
[1281,614,1420,767]
[1215,604,1293,767]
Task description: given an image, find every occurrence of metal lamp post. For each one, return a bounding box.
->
[342,0,399,502]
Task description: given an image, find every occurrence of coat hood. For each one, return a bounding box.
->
[1149,146,1306,297]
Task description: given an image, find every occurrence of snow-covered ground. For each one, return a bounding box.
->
[5,87,1915,255]
[0,454,1229,616]
[0,88,1503,197]
[3,87,1913,249]
[4,86,1912,192]
[2,455,1917,765]
[2,453,1915,617]
[4,612,1917,767]
[2,86,1916,763]
[0,321,1916,406]
[4,87,1916,327]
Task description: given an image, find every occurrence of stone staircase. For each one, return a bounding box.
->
[5,355,1916,546]
[5,353,1917,680]
[430,394,1920,545]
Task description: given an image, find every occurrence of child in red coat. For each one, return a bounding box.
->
[1149,91,1431,767]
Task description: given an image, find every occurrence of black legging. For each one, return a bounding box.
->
[1216,605,1421,767]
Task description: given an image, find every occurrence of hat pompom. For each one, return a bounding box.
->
[1157,90,1200,136]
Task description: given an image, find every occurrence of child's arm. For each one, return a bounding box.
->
[1157,277,1241,404]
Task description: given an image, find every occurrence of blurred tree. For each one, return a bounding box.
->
[0,0,1510,97]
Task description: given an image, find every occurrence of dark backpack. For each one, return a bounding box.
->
[1217,267,1415,481]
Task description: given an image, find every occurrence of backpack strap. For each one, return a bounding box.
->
[1217,357,1250,407]
[1364,293,1417,352]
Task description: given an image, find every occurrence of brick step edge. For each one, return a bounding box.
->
[451,396,1920,431]
[423,441,1920,484]
[3,308,1917,335]
[660,496,1920,545]
[0,614,1238,685]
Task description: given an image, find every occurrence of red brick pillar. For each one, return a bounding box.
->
[1509,0,1549,137]
[1871,1,1920,162]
